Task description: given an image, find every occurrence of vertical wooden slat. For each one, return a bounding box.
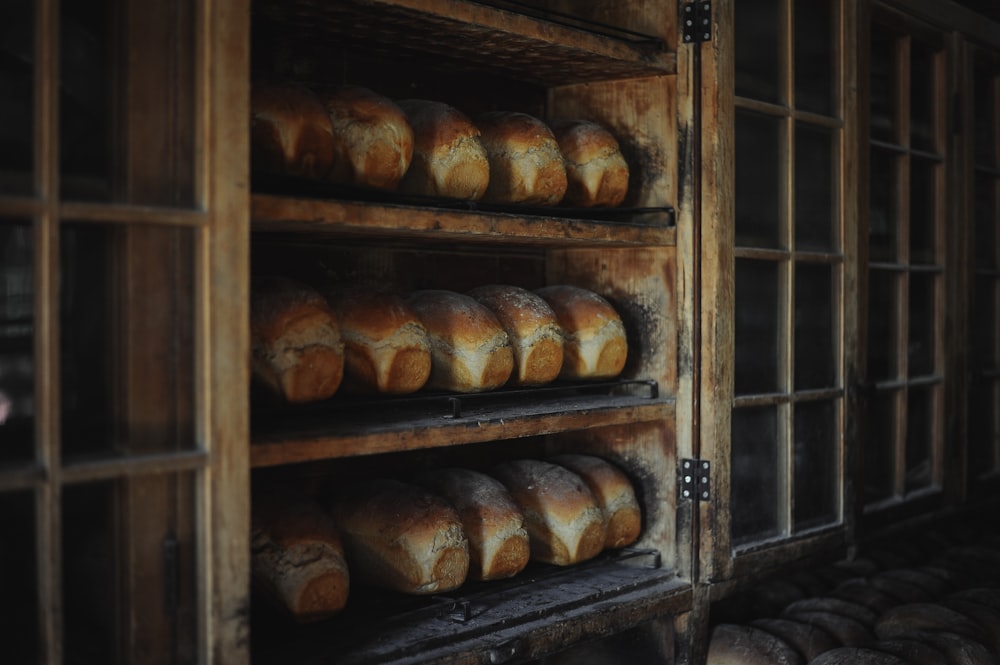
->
[34,0,61,663]
[895,35,912,498]
[778,0,795,536]
[201,0,250,662]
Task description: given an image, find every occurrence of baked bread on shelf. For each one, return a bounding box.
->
[476,111,568,205]
[467,284,564,387]
[319,85,414,191]
[250,276,344,403]
[550,118,630,207]
[535,285,628,380]
[251,83,335,179]
[549,453,641,549]
[397,98,490,200]
[406,289,514,392]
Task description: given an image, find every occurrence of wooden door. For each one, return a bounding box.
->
[697,0,861,591]
[0,1,249,663]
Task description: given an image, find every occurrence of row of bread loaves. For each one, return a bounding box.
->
[251,279,628,403]
[250,454,642,616]
[251,83,629,207]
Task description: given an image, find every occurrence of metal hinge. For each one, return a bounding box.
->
[680,458,711,501]
[682,1,713,44]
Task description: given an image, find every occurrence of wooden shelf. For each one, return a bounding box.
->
[251,381,673,467]
[251,551,689,665]
[251,194,676,248]
[254,0,675,85]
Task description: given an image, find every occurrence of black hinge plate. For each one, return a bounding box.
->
[680,458,711,501]
[682,1,713,44]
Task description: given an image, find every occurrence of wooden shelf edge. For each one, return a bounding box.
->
[251,194,676,248]
[250,397,675,467]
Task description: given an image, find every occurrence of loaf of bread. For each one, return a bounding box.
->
[490,459,606,566]
[476,111,567,205]
[397,99,490,200]
[805,648,907,665]
[749,618,841,661]
[328,288,431,395]
[467,284,564,387]
[251,84,334,179]
[251,276,344,403]
[706,623,805,665]
[250,486,349,622]
[319,85,413,191]
[406,290,514,392]
[548,454,641,549]
[550,119,629,207]
[329,479,469,595]
[413,467,529,581]
[535,285,628,380]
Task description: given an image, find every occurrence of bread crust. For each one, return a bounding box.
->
[549,453,641,549]
[535,285,628,380]
[397,99,490,200]
[251,486,349,622]
[476,111,567,205]
[467,284,564,386]
[330,479,469,595]
[550,119,629,207]
[251,84,334,179]
[490,459,606,566]
[319,85,414,190]
[407,290,514,392]
[251,277,344,403]
[414,467,530,581]
[329,289,431,394]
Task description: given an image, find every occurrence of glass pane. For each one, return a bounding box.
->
[974,174,996,269]
[0,222,34,465]
[0,1,34,196]
[870,25,898,144]
[60,0,196,205]
[910,40,938,153]
[732,406,780,545]
[736,110,783,248]
[794,0,834,116]
[908,273,936,378]
[904,386,935,493]
[969,381,999,479]
[60,223,196,461]
[735,0,780,103]
[909,157,938,265]
[0,490,37,664]
[973,62,997,169]
[795,263,836,390]
[864,389,896,504]
[869,146,899,262]
[793,399,839,531]
[867,268,898,382]
[735,259,780,395]
[974,277,997,366]
[795,124,835,252]
[63,474,198,665]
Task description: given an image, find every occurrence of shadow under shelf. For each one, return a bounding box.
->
[251,378,673,466]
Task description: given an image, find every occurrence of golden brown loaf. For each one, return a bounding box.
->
[251,84,334,179]
[535,285,628,380]
[250,277,344,403]
[550,119,630,207]
[396,99,490,200]
[475,111,567,205]
[250,486,350,622]
[329,479,469,595]
[489,459,606,566]
[319,85,414,191]
[406,290,514,392]
[549,454,641,549]
[328,288,432,395]
[467,284,564,387]
[413,467,530,581]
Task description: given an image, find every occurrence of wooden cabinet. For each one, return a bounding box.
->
[2,0,1000,664]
